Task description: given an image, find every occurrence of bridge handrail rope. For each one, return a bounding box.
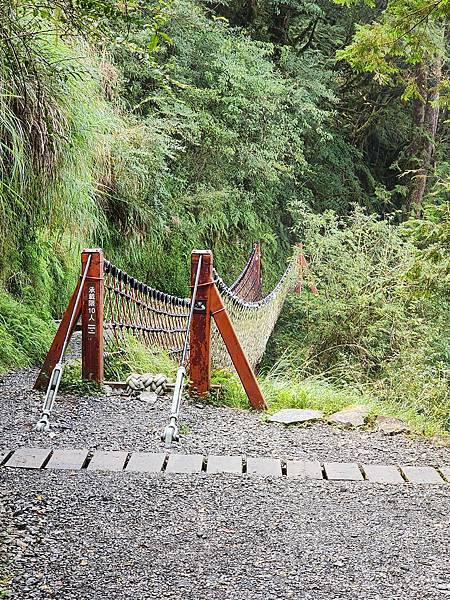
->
[210,248,301,371]
[229,242,262,301]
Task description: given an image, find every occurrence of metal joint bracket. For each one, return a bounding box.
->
[193,300,206,313]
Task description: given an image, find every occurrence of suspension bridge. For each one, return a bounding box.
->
[33,243,309,443]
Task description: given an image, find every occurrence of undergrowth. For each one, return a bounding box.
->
[0,289,54,373]
[103,335,178,382]
[211,368,447,437]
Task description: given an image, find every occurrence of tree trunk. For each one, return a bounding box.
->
[406,44,443,216]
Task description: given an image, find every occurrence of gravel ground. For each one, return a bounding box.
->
[0,368,448,465]
[0,469,449,599]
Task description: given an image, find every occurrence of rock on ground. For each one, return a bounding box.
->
[328,405,370,428]
[268,408,324,425]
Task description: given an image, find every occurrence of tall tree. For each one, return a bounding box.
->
[335,0,449,215]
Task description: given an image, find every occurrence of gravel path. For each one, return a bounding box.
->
[0,368,448,465]
[1,470,449,599]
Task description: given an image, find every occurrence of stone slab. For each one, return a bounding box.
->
[126,452,166,473]
[165,454,204,474]
[376,416,409,435]
[5,448,51,469]
[362,464,404,484]
[246,457,282,476]
[400,466,444,484]
[438,466,450,482]
[324,462,363,481]
[286,460,323,479]
[46,449,89,470]
[87,451,128,472]
[268,409,323,425]
[207,455,242,474]
[328,405,369,428]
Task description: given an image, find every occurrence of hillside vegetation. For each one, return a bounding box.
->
[0,0,448,434]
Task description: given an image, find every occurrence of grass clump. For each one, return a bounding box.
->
[0,289,54,373]
[59,359,102,396]
[104,335,178,381]
[211,366,448,437]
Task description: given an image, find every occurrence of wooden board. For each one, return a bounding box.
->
[165,454,204,474]
[87,451,127,472]
[206,455,242,474]
[246,457,282,476]
[400,466,444,484]
[324,462,363,481]
[286,460,323,479]
[362,464,404,484]
[5,448,51,469]
[45,449,89,470]
[126,453,166,473]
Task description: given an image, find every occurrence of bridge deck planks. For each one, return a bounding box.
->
[45,449,89,470]
[126,452,166,473]
[87,451,128,472]
[324,462,363,481]
[362,464,404,484]
[400,466,444,484]
[246,457,282,476]
[5,448,51,469]
[206,455,242,474]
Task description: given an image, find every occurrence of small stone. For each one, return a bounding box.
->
[376,416,409,435]
[328,404,369,428]
[139,391,158,404]
[268,409,324,425]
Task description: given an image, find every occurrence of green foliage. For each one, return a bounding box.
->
[265,207,449,433]
[211,365,446,435]
[0,289,54,373]
[104,335,178,381]
[59,359,102,395]
[334,0,448,84]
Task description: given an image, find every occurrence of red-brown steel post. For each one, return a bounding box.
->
[34,282,83,390]
[81,249,104,384]
[254,241,262,296]
[209,284,267,410]
[189,250,213,395]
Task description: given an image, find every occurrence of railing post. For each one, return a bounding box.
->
[254,241,262,295]
[81,248,104,384]
[189,250,213,395]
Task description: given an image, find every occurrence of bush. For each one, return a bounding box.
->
[265,207,449,434]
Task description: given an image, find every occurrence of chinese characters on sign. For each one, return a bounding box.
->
[87,284,96,336]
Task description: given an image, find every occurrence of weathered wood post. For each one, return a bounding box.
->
[189,250,213,395]
[81,249,104,384]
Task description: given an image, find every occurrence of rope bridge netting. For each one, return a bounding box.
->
[102,243,299,372]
